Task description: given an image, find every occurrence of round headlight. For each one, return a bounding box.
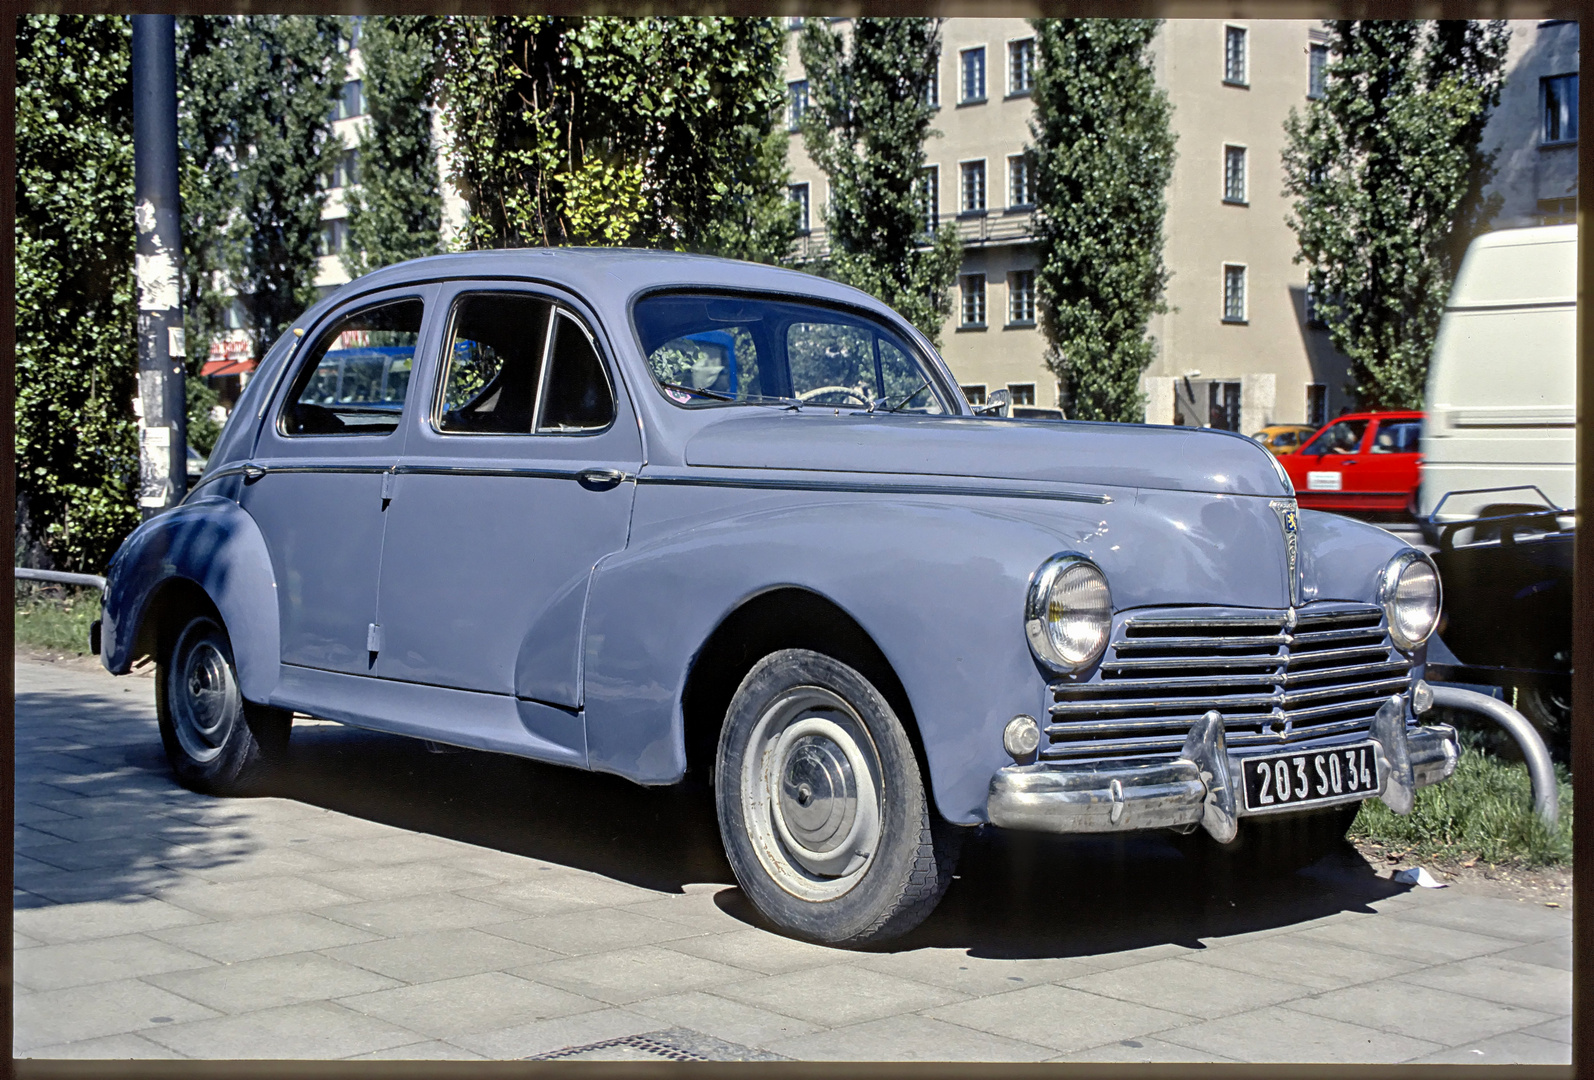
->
[1025,554,1112,672]
[1379,550,1441,652]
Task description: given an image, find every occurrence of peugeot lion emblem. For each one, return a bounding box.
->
[1270,498,1301,607]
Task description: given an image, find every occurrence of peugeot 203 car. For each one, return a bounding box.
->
[97,249,1459,945]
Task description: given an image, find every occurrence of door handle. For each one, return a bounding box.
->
[1342,459,1357,466]
[576,467,627,490]
[242,464,266,483]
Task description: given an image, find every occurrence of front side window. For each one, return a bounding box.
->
[437,293,613,434]
[1225,26,1248,85]
[1008,38,1035,95]
[961,160,986,213]
[1302,418,1368,455]
[1544,73,1578,144]
[1223,264,1247,322]
[282,299,422,436]
[1224,145,1247,203]
[635,293,950,414]
[961,47,986,102]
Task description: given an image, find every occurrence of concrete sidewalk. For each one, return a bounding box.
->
[14,656,1572,1063]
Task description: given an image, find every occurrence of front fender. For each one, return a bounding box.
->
[102,496,281,703]
[582,493,1109,824]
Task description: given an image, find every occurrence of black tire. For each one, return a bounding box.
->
[1175,802,1361,882]
[1516,685,1572,761]
[714,649,961,946]
[156,614,290,795]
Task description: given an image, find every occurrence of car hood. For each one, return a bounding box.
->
[681,412,1289,498]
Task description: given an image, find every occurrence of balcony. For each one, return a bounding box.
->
[789,209,1037,264]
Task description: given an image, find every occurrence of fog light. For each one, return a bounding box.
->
[1412,679,1434,715]
[1003,715,1041,760]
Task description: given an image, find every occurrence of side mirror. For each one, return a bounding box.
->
[975,388,1011,418]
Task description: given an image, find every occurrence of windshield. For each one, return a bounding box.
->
[634,293,952,414]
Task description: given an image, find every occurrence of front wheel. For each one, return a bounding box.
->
[715,649,960,946]
[157,614,290,795]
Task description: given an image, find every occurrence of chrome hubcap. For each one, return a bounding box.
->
[171,634,237,764]
[742,687,883,901]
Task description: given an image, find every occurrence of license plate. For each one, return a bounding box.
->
[1241,743,1381,812]
[1306,471,1343,491]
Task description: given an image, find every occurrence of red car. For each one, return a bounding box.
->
[1280,410,1423,514]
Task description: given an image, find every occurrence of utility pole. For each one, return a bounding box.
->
[132,15,187,518]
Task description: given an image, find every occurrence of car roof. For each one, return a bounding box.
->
[1327,411,1423,422]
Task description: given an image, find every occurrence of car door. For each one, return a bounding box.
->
[1359,416,1422,507]
[240,287,436,674]
[1291,417,1370,498]
[374,284,641,708]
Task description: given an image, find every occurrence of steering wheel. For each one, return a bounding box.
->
[797,385,872,408]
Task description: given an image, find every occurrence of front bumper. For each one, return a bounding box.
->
[987,695,1457,842]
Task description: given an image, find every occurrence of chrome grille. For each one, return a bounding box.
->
[1044,604,1410,762]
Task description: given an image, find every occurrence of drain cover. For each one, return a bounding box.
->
[529,1028,785,1062]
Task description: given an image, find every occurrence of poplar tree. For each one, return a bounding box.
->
[1028,19,1175,423]
[342,16,443,276]
[16,14,139,570]
[1283,20,1510,410]
[796,17,961,345]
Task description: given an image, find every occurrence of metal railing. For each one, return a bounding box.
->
[14,567,106,590]
[790,209,1038,264]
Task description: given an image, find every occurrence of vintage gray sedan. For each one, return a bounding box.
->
[98,249,1458,944]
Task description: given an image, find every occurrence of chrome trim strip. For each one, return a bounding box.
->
[1114,633,1288,652]
[636,472,1111,504]
[208,462,630,484]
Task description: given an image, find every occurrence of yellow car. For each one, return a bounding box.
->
[1251,424,1318,455]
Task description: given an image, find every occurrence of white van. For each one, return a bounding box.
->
[1420,224,1577,522]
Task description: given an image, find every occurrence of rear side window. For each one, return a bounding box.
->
[1371,420,1421,453]
[282,299,423,436]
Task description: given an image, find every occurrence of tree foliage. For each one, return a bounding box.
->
[15,14,139,571]
[342,16,444,277]
[796,17,961,346]
[1283,20,1510,410]
[178,15,346,363]
[1029,19,1175,423]
[438,16,796,262]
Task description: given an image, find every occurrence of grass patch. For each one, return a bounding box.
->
[15,580,100,655]
[1349,737,1572,867]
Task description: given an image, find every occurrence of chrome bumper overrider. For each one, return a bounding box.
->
[987,695,1458,841]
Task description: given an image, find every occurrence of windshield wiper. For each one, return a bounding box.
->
[875,379,931,414]
[659,382,804,411]
[659,380,736,402]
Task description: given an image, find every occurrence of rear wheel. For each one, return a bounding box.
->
[157,614,290,795]
[1175,803,1361,882]
[715,649,961,946]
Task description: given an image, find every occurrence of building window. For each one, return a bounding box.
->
[1008,38,1035,96]
[919,166,940,232]
[318,217,349,257]
[961,160,986,213]
[1008,270,1036,324]
[1223,264,1247,322]
[789,184,810,234]
[1223,145,1246,203]
[1224,26,1248,86]
[1306,384,1327,428]
[339,16,363,53]
[1008,383,1037,406]
[325,148,359,190]
[960,274,987,327]
[961,384,987,406]
[1543,73,1578,144]
[1304,283,1327,327]
[331,79,364,121]
[1209,381,1241,430]
[961,47,987,103]
[1007,153,1034,208]
[787,80,809,131]
[1308,43,1328,99]
[1538,197,1577,225]
[925,55,940,109]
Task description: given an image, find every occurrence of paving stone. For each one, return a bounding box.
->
[767,1014,1053,1062]
[722,965,966,1029]
[347,1040,489,1060]
[13,866,173,905]
[303,833,484,867]
[337,971,601,1039]
[450,1007,661,1059]
[154,876,364,919]
[628,990,821,1049]
[13,802,79,825]
[1297,914,1517,965]
[462,871,664,913]
[1492,937,1573,973]
[1289,980,1551,1044]
[146,951,402,1013]
[15,933,215,991]
[1397,955,1571,1016]
[1159,1005,1442,1063]
[922,984,1187,1054]
[518,945,753,1006]
[484,907,703,956]
[148,912,381,964]
[317,892,523,937]
[17,1032,179,1059]
[305,861,504,902]
[1063,956,1310,1019]
[1406,1030,1571,1065]
[324,927,561,984]
[1381,894,1573,944]
[13,977,222,1052]
[615,887,742,933]
[1523,1015,1573,1044]
[171,844,348,884]
[1051,1036,1241,1063]
[656,928,849,976]
[1184,931,1424,991]
[15,897,208,944]
[854,948,1094,996]
[140,1001,423,1059]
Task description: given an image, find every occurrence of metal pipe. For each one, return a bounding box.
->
[14,568,106,591]
[1430,684,1559,828]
